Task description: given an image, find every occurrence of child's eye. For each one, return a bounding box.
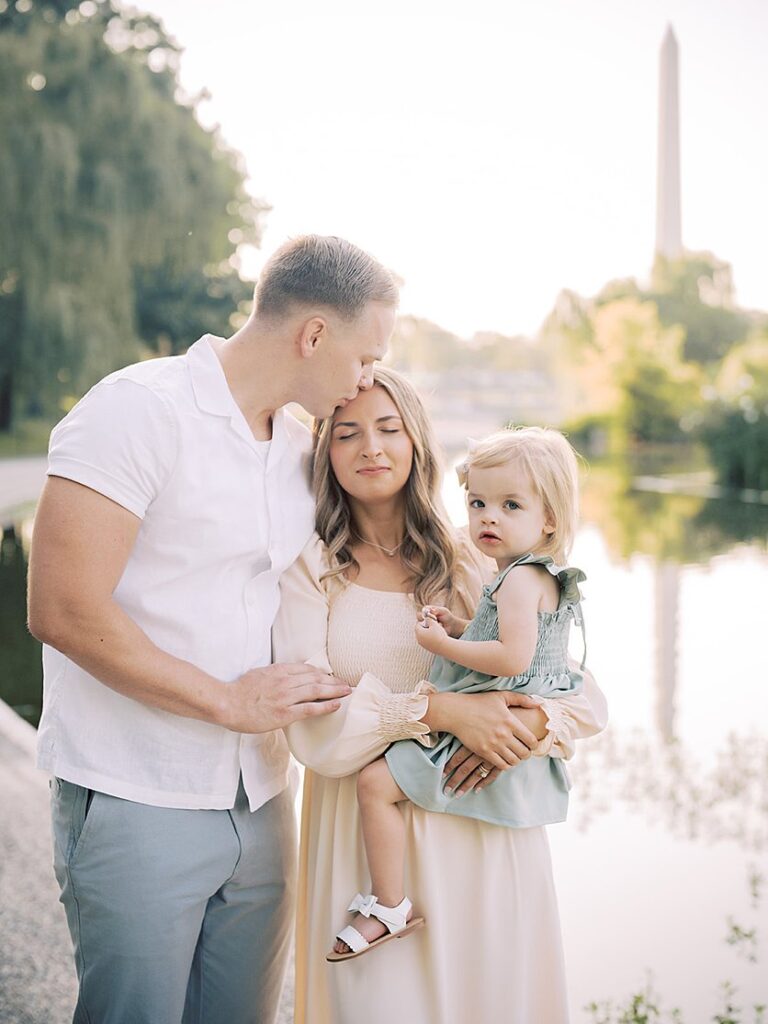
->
[503,500,520,510]
[469,499,485,509]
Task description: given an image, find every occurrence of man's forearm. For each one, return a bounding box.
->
[33,599,230,725]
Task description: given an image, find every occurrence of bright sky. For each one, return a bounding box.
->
[139,0,768,338]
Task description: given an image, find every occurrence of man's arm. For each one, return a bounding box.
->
[28,477,350,732]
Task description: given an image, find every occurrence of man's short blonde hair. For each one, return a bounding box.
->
[254,235,398,321]
[460,426,581,562]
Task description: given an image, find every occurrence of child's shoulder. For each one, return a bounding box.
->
[492,560,552,606]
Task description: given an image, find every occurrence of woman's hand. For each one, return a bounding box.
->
[443,703,549,793]
[424,690,541,771]
[419,605,468,639]
[443,750,503,795]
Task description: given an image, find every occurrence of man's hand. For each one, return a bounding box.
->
[220,664,352,733]
[28,477,351,731]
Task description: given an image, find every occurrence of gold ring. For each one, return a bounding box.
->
[477,764,491,778]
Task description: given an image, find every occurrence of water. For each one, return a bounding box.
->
[2,461,767,1021]
[442,461,768,1022]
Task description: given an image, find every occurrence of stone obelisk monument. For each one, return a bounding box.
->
[653,25,682,741]
[655,24,682,258]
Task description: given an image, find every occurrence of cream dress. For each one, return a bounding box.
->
[273,534,608,1024]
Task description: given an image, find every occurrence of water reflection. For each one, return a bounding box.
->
[581,461,768,564]
[441,454,768,1016]
[570,729,768,853]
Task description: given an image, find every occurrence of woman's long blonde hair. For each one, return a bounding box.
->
[312,366,465,609]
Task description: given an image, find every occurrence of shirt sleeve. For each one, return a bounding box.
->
[47,377,178,519]
[273,536,433,778]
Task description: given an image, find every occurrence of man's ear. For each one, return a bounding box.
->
[298,316,327,359]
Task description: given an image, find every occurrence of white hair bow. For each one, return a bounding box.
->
[455,437,481,488]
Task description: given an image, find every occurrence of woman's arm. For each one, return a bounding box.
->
[440,665,608,792]
[273,538,437,777]
[421,689,543,771]
[530,664,608,759]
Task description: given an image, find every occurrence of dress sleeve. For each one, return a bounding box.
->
[528,665,608,760]
[272,537,434,778]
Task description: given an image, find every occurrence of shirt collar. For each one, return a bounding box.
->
[187,335,240,418]
[187,334,291,463]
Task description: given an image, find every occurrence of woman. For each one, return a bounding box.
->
[273,367,607,1024]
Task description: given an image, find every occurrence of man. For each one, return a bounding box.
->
[28,235,398,1023]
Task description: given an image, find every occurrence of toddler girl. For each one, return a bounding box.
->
[329,426,587,961]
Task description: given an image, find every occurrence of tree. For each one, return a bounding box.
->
[698,334,768,491]
[649,252,751,363]
[0,0,267,429]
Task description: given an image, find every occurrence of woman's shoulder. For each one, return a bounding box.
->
[285,532,345,596]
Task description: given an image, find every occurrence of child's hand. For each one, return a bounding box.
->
[419,605,467,639]
[415,615,450,654]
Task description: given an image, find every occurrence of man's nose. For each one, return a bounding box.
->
[358,365,375,390]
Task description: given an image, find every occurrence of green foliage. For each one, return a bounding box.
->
[0,0,266,429]
[697,336,768,491]
[649,253,751,364]
[0,525,42,726]
[544,253,765,495]
[552,297,700,450]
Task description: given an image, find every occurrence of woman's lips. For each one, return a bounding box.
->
[357,467,390,475]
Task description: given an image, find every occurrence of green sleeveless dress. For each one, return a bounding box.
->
[385,552,586,828]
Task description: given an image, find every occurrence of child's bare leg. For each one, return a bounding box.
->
[334,757,410,953]
[359,757,408,907]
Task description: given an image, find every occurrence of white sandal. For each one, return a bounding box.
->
[326,892,425,962]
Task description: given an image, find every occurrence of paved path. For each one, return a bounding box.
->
[0,699,296,1023]
[0,700,77,1023]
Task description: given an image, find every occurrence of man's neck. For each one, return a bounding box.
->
[213,322,294,440]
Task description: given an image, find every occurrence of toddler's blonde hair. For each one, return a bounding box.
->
[458,426,581,563]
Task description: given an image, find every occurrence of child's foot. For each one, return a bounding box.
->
[333,899,414,955]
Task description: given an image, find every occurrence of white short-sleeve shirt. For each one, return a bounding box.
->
[36,335,316,810]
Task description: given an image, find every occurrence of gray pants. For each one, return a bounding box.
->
[51,777,297,1024]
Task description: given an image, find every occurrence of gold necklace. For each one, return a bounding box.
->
[353,532,403,558]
